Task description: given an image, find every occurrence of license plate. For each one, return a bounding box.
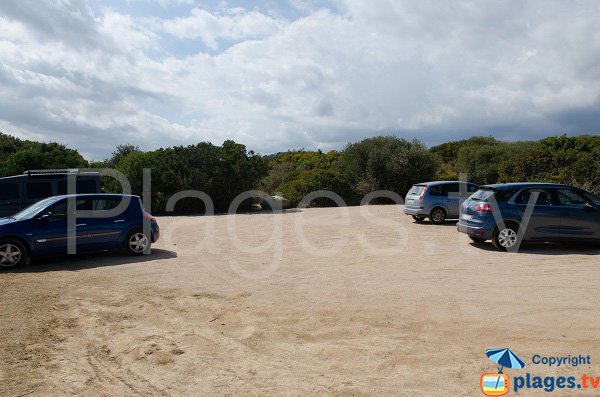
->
[461,214,473,221]
[407,199,414,205]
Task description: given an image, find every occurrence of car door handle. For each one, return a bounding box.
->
[76,223,87,227]
[114,219,125,223]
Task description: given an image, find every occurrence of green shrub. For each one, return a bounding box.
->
[276,169,353,207]
[337,136,439,197]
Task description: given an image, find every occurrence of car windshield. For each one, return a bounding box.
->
[11,197,60,220]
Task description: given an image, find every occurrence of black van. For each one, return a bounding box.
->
[0,169,101,218]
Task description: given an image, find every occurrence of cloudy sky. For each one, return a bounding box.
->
[1,0,599,159]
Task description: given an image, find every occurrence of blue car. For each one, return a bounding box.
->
[0,194,159,269]
[404,181,479,224]
[457,183,600,250]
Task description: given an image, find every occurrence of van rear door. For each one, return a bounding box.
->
[0,181,24,217]
[405,184,426,209]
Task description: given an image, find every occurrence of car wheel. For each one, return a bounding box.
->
[469,236,487,244]
[492,224,520,251]
[0,239,28,270]
[412,215,426,222]
[124,229,150,255]
[429,208,446,224]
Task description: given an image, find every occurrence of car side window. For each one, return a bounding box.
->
[583,192,600,206]
[445,183,460,196]
[467,184,479,193]
[556,189,589,207]
[515,188,553,206]
[75,199,93,212]
[57,179,99,195]
[0,183,20,201]
[26,182,52,200]
[46,200,69,217]
[429,185,443,196]
[92,199,121,211]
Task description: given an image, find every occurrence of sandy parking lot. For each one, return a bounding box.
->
[1,205,600,396]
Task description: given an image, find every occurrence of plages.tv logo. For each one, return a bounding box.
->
[481,348,526,396]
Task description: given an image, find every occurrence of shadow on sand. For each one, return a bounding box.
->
[5,248,177,273]
[468,241,600,256]
[159,208,303,217]
[411,219,459,227]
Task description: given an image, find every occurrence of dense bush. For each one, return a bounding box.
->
[498,135,600,194]
[0,132,88,175]
[337,136,439,198]
[260,150,339,193]
[2,129,599,209]
[451,137,535,184]
[276,168,352,207]
[102,140,267,213]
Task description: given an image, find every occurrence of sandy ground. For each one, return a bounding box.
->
[1,205,600,396]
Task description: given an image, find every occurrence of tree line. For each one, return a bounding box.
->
[1,131,599,212]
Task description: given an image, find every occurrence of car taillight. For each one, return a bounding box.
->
[474,203,492,213]
[419,185,428,200]
[144,212,156,221]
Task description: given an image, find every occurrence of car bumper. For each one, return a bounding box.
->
[151,223,160,243]
[457,220,494,240]
[403,207,427,216]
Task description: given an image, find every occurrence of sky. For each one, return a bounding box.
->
[1,0,599,160]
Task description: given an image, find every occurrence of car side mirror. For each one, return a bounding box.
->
[37,213,50,222]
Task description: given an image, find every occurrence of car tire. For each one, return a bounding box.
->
[469,236,487,244]
[412,215,426,222]
[124,229,151,255]
[492,224,520,251]
[0,239,28,270]
[429,208,446,224]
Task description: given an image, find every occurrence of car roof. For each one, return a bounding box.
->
[483,182,575,190]
[51,194,139,199]
[414,180,477,186]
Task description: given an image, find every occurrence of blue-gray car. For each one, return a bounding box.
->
[457,183,600,250]
[0,194,159,269]
[404,181,479,224]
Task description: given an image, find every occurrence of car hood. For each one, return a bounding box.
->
[0,217,17,227]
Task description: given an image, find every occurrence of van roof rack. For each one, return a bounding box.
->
[22,169,99,176]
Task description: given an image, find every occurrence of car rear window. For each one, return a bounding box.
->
[470,188,517,203]
[408,185,425,196]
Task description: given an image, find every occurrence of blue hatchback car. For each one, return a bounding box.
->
[457,183,600,250]
[404,181,479,224]
[0,194,159,269]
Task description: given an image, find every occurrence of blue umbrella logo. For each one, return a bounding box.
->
[486,348,526,373]
[486,348,526,390]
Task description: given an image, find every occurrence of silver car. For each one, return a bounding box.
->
[404,181,479,224]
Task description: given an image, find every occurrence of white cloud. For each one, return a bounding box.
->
[99,10,159,52]
[162,7,285,49]
[0,0,599,160]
